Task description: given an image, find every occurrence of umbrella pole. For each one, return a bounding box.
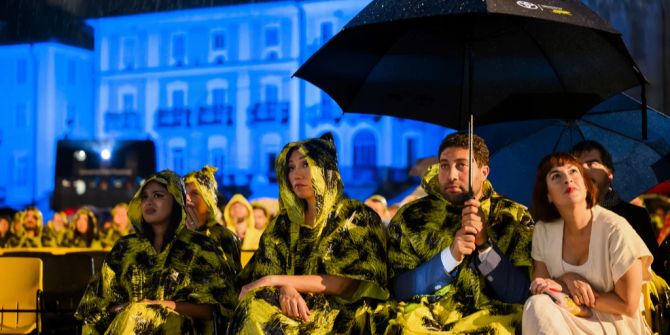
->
[468,114,474,198]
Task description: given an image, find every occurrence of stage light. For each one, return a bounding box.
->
[74,179,86,195]
[101,149,112,160]
[74,150,87,161]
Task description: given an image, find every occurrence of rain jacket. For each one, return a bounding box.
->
[14,209,44,248]
[75,170,237,334]
[224,193,262,250]
[229,134,390,334]
[42,212,70,247]
[184,166,242,297]
[66,208,103,249]
[383,164,534,334]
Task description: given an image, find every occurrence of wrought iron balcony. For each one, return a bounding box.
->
[248,102,289,124]
[104,110,142,132]
[198,105,233,126]
[156,108,191,128]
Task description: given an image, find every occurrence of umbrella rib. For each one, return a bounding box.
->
[580,118,645,142]
[521,23,567,92]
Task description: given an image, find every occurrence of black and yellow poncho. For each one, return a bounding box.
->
[66,208,103,249]
[75,170,237,334]
[229,135,390,334]
[385,164,534,334]
[184,165,242,306]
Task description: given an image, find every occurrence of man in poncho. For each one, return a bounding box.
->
[385,132,534,334]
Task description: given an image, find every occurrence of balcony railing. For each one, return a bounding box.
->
[248,102,289,124]
[306,103,340,126]
[198,105,233,126]
[104,110,142,132]
[156,108,191,128]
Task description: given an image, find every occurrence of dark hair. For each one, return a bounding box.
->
[438,132,489,167]
[571,140,614,173]
[531,153,599,222]
[141,194,183,252]
[74,213,97,247]
[252,204,269,218]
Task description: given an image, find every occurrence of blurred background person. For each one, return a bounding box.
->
[0,214,16,247]
[224,193,258,250]
[15,206,44,248]
[43,211,69,247]
[67,207,102,248]
[102,203,133,248]
[365,194,389,225]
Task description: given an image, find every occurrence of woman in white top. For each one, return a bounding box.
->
[523,152,652,334]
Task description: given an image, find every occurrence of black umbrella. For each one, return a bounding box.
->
[294,0,643,130]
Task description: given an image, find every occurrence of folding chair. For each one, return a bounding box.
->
[0,257,43,334]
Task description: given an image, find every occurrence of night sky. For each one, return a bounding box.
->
[0,0,285,47]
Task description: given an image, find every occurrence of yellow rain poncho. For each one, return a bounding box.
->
[75,170,237,334]
[229,134,390,334]
[66,208,103,249]
[14,207,44,248]
[184,165,242,315]
[383,164,535,334]
[223,193,262,251]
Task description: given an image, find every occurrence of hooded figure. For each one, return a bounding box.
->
[229,134,390,334]
[223,193,262,250]
[75,170,236,334]
[15,207,44,248]
[66,208,102,249]
[101,203,133,248]
[0,214,17,248]
[184,165,242,315]
[43,211,69,247]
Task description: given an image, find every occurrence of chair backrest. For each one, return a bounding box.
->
[0,257,43,334]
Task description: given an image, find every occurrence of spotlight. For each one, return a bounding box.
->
[74,150,87,161]
[101,149,111,160]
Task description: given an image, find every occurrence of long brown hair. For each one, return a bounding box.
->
[531,153,598,222]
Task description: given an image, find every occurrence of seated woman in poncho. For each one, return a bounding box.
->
[75,170,236,334]
[229,133,390,334]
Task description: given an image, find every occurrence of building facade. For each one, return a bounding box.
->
[86,0,449,201]
[0,42,94,211]
[0,0,449,213]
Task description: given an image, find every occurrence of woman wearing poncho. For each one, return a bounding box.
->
[229,134,390,334]
[75,170,236,334]
[66,208,103,248]
[184,165,242,321]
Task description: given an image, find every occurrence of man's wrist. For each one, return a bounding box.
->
[476,238,492,251]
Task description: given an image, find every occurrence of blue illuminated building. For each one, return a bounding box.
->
[0,0,449,214]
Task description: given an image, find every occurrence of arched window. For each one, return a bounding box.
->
[168,138,186,175]
[353,130,377,168]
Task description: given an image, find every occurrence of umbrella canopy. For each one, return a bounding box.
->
[295,0,642,129]
[478,94,670,206]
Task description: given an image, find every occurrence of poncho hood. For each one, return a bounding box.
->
[128,170,187,237]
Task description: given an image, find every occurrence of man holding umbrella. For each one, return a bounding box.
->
[386,132,534,333]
